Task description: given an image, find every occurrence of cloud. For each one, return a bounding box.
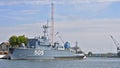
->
[0,0,119,53]
[55,18,120,33]
[54,18,120,53]
[97,0,120,2]
[20,9,41,14]
[0,0,119,6]
[0,18,120,53]
[0,9,41,21]
[0,0,117,17]
[1,18,119,42]
[0,22,44,41]
[0,1,50,6]
[73,2,110,12]
[0,15,29,21]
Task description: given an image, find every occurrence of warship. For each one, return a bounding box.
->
[9,24,86,60]
[9,3,86,60]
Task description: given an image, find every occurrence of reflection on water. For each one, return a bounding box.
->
[0,57,120,68]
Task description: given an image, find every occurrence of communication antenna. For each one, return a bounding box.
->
[51,3,54,46]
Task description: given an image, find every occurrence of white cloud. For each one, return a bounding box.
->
[0,0,117,16]
[73,2,110,12]
[0,18,120,53]
[55,18,120,33]
[97,0,120,2]
[20,9,41,14]
[0,0,119,6]
[0,15,28,21]
[0,1,50,6]
[0,0,119,53]
[54,18,120,53]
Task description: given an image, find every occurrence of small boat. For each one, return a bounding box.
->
[0,51,9,59]
[0,55,6,59]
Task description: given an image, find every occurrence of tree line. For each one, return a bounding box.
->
[9,35,28,47]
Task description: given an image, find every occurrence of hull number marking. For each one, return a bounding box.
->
[34,50,44,55]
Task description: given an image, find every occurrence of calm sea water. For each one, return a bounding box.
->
[0,57,120,68]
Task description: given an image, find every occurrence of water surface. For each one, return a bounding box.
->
[0,57,120,68]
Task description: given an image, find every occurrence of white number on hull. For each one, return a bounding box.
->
[34,50,44,55]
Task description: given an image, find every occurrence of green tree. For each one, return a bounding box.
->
[17,35,28,45]
[9,35,18,47]
[9,35,28,47]
[88,51,93,56]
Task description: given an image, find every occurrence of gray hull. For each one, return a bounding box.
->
[9,48,85,60]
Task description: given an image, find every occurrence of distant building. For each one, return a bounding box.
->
[0,42,10,51]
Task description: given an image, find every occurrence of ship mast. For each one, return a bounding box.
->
[51,3,54,46]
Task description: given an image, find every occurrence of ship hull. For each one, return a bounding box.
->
[117,52,120,57]
[9,48,86,60]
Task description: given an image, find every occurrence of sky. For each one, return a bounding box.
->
[0,0,120,53]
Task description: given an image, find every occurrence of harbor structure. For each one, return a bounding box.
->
[110,35,120,57]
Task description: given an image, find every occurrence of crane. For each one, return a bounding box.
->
[110,35,120,50]
[55,32,64,44]
[110,35,120,57]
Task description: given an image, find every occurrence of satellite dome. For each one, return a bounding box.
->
[64,41,70,49]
